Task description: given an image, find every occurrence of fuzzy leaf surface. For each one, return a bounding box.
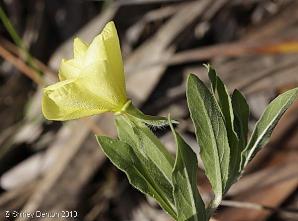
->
[97,136,177,219]
[231,89,249,150]
[187,74,230,209]
[241,87,298,169]
[170,121,206,221]
[207,66,240,185]
[115,116,174,181]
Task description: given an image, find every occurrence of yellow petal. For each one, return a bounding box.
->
[73,37,88,58]
[42,21,128,121]
[59,38,88,81]
[85,21,127,100]
[85,33,106,64]
[101,22,126,100]
[79,60,127,110]
[42,79,108,121]
[58,59,81,81]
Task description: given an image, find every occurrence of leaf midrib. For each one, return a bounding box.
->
[243,94,295,167]
[189,79,224,197]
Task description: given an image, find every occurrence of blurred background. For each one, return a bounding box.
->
[0,0,298,220]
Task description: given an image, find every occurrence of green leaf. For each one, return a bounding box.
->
[125,101,178,127]
[97,136,177,219]
[207,65,238,143]
[170,120,206,221]
[115,115,176,218]
[241,87,298,170]
[206,65,240,185]
[115,115,174,181]
[232,89,249,150]
[186,74,230,209]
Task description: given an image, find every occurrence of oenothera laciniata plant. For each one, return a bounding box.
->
[42,21,298,221]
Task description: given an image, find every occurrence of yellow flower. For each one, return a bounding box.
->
[42,21,128,120]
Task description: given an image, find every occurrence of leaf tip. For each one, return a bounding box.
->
[203,63,209,68]
[187,73,198,85]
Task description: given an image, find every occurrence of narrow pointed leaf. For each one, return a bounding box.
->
[232,89,249,150]
[170,121,206,221]
[115,115,174,181]
[207,66,238,143]
[186,74,230,209]
[241,87,298,170]
[97,136,177,219]
[207,65,240,185]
